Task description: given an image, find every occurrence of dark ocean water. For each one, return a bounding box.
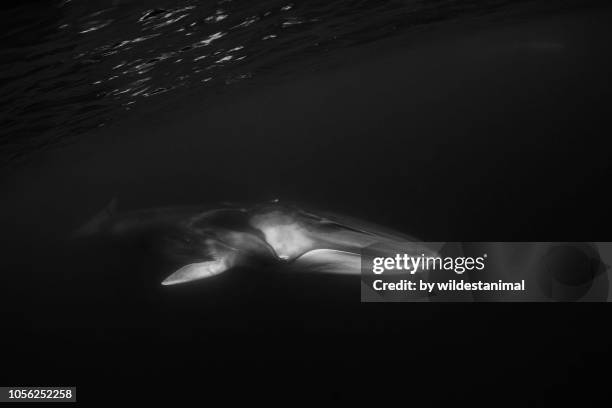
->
[0,0,593,164]
[2,1,612,404]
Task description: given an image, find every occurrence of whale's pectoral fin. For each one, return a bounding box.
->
[292,249,361,275]
[162,254,235,286]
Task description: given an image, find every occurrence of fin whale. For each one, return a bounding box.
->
[74,200,436,286]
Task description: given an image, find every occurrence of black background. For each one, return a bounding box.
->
[1,1,611,405]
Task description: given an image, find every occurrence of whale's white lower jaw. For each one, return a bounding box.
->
[161,249,364,286]
[291,249,361,275]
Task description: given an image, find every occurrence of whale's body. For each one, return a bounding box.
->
[75,200,435,285]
